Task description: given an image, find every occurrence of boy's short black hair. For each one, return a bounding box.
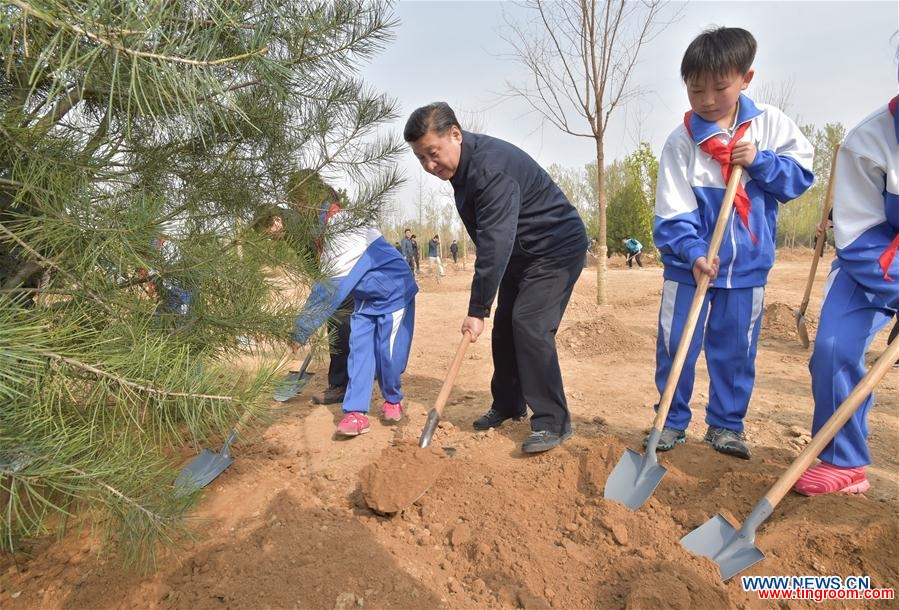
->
[681,27,756,82]
[404,102,462,142]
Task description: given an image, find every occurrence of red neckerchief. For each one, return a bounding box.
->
[684,112,757,244]
[880,95,899,281]
[316,201,341,256]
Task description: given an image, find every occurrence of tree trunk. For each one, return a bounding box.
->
[595,138,608,305]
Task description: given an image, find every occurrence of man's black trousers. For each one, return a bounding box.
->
[490,249,584,434]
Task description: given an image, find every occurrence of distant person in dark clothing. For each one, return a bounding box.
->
[428,234,446,276]
[410,234,421,275]
[401,228,415,273]
[404,101,588,454]
[450,239,459,264]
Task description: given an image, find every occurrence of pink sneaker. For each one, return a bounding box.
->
[381,401,403,422]
[794,462,869,496]
[336,412,371,436]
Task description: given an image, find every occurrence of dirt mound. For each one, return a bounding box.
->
[359,440,447,513]
[391,435,732,608]
[557,315,653,357]
[761,301,816,341]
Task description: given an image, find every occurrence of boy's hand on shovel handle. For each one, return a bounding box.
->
[693,255,720,284]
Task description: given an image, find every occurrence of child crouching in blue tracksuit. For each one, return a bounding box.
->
[793,93,899,496]
[650,27,813,459]
[269,174,418,437]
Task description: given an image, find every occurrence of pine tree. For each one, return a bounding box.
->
[0,0,402,569]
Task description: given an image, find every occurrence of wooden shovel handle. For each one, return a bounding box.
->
[652,166,744,432]
[765,334,899,507]
[432,331,473,418]
[799,146,840,315]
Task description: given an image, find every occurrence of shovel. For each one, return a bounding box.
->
[681,334,899,581]
[794,146,839,348]
[175,351,313,493]
[272,350,314,402]
[419,331,472,448]
[605,166,744,510]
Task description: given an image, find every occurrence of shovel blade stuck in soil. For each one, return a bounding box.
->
[604,446,667,510]
[680,502,770,581]
[271,370,312,402]
[272,351,314,402]
[793,309,810,349]
[174,430,238,494]
[419,409,440,448]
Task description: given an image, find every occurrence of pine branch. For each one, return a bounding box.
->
[0,222,114,315]
[9,1,269,67]
[46,353,237,402]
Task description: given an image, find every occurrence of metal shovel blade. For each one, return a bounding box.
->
[603,447,667,510]
[418,408,440,448]
[794,309,810,349]
[272,370,311,402]
[174,431,238,495]
[680,506,769,581]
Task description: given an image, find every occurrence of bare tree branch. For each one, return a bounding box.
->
[502,0,677,304]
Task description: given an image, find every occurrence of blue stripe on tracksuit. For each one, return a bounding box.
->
[345,301,415,413]
[655,280,765,432]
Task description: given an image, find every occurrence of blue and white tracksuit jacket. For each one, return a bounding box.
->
[292,209,418,414]
[809,100,899,467]
[653,94,814,432]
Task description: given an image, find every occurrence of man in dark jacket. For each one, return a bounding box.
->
[400,228,416,273]
[404,102,588,453]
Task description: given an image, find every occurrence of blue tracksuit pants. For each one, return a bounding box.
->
[809,268,895,467]
[343,301,415,413]
[655,280,765,432]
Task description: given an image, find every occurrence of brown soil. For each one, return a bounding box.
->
[760,301,816,341]
[557,315,654,357]
[360,440,447,514]
[2,251,897,609]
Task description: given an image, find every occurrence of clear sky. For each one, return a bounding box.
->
[360,1,898,220]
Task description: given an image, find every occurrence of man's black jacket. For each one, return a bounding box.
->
[450,131,587,318]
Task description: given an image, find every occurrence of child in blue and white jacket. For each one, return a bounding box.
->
[287,186,418,438]
[650,27,814,459]
[793,93,899,496]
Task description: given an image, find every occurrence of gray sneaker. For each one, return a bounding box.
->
[473,408,526,431]
[704,426,751,460]
[643,426,686,451]
[521,429,572,454]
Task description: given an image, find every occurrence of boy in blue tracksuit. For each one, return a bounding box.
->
[793,93,899,495]
[651,27,814,459]
[273,176,418,437]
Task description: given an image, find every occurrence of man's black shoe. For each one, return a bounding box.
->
[312,384,346,405]
[472,408,526,431]
[521,429,572,454]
